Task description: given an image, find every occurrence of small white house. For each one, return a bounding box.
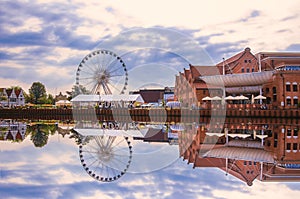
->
[0,88,25,107]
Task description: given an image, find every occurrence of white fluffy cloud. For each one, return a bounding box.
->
[0,0,299,94]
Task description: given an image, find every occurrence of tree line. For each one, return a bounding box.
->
[24,82,89,104]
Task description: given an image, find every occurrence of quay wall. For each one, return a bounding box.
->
[0,108,299,124]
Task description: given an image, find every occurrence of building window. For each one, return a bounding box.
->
[293,83,298,92]
[251,68,254,72]
[287,98,291,106]
[249,59,252,63]
[293,143,298,151]
[272,87,276,94]
[241,68,245,73]
[287,129,292,137]
[287,143,291,150]
[265,87,269,93]
[294,129,299,137]
[294,97,298,106]
[273,95,277,102]
[246,68,250,73]
[244,60,247,63]
[286,82,291,91]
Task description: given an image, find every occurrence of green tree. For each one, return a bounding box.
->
[46,94,55,105]
[29,82,47,104]
[66,85,90,100]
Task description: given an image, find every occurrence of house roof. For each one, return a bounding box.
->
[189,65,222,76]
[5,89,13,97]
[216,50,245,66]
[14,89,23,97]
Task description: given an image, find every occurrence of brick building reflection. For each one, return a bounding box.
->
[178,120,300,185]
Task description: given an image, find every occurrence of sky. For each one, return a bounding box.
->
[0,0,300,95]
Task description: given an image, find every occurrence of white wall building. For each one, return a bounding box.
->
[0,88,25,107]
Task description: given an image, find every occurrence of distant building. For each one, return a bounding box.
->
[55,92,68,102]
[0,87,25,107]
[130,87,174,104]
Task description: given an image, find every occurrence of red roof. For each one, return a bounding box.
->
[6,89,12,97]
[190,65,222,76]
[15,89,22,97]
[216,50,245,66]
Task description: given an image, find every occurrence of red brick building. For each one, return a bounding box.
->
[175,48,300,109]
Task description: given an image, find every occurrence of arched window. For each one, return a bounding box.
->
[286,82,291,92]
[293,82,298,92]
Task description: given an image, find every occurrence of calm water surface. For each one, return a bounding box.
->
[0,120,299,199]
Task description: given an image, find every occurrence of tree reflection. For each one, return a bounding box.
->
[28,123,57,147]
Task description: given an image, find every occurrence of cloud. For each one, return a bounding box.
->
[1,133,300,199]
[0,0,300,95]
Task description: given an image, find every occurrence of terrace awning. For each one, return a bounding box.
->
[226,86,262,94]
[227,134,251,139]
[203,146,275,163]
[199,71,273,87]
[205,132,224,137]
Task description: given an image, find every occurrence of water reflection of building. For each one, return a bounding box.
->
[0,120,27,141]
[178,121,300,185]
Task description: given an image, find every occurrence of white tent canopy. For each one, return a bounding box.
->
[254,95,266,100]
[225,95,235,100]
[71,94,144,103]
[234,95,249,100]
[211,96,222,100]
[74,128,145,138]
[227,134,251,139]
[202,96,212,101]
[71,95,100,102]
[205,132,224,137]
[55,100,71,106]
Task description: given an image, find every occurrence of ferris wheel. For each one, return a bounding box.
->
[79,135,132,182]
[76,49,128,95]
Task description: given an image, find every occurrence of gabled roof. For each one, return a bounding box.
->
[216,47,252,66]
[14,89,23,97]
[6,89,13,97]
[190,65,222,76]
[217,51,245,66]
